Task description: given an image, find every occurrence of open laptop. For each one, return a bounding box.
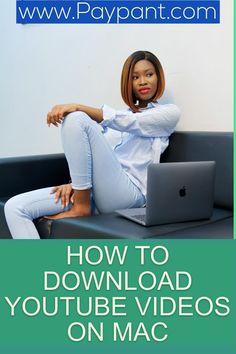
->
[116,161,216,226]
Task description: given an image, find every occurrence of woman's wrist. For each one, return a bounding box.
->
[74,104,81,112]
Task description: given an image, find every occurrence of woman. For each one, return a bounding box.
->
[4,50,180,239]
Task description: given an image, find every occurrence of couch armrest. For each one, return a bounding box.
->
[0,154,70,198]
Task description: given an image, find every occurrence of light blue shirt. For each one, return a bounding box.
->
[101,101,181,197]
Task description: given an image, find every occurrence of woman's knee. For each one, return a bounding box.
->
[62,111,91,131]
[4,195,25,219]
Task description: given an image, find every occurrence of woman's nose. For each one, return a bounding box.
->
[139,76,147,85]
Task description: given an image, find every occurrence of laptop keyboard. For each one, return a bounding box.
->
[132,214,146,222]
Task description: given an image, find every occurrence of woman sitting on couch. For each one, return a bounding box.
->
[4,50,180,239]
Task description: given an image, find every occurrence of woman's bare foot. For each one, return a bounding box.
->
[44,205,91,220]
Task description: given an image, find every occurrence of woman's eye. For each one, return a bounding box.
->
[133,76,138,80]
[146,72,153,77]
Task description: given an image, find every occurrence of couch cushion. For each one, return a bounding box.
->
[151,217,233,239]
[161,132,233,210]
[1,199,232,240]
[36,208,233,239]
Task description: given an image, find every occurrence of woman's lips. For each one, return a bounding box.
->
[138,88,151,94]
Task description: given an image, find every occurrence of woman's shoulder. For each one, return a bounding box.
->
[147,102,181,127]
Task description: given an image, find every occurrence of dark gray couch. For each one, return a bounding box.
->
[0,132,233,239]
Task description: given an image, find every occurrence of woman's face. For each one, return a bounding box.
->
[132,59,158,107]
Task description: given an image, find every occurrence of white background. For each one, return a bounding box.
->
[0,1,233,157]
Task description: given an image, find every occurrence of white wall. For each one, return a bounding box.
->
[0,1,233,158]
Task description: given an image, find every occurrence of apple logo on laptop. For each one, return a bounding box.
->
[179,186,186,197]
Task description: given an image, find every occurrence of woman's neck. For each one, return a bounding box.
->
[138,100,149,108]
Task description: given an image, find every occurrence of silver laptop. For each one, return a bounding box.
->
[116,161,216,226]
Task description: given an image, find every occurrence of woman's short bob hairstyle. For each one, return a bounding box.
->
[121,50,165,112]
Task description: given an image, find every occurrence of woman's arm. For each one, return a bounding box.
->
[47,104,103,126]
[46,102,180,138]
[101,104,180,137]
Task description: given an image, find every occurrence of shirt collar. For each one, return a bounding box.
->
[127,101,158,112]
[149,101,158,108]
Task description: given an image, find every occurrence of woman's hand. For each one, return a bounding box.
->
[51,184,74,209]
[47,103,103,126]
[47,104,79,127]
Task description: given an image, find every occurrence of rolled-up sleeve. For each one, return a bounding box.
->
[101,103,180,137]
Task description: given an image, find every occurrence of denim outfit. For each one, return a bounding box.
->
[4,102,180,239]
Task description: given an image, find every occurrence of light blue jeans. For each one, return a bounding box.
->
[4,112,145,239]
